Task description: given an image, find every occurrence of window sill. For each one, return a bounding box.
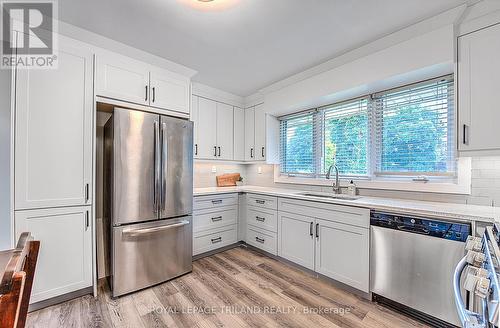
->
[273,158,472,195]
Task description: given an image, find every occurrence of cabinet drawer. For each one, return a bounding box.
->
[247,194,277,210]
[193,225,237,256]
[193,206,237,233]
[247,206,277,232]
[278,197,369,228]
[194,193,238,211]
[246,226,277,255]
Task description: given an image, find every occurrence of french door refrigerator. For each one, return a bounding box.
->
[104,107,193,297]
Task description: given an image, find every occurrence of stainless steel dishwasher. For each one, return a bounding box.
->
[370,212,471,327]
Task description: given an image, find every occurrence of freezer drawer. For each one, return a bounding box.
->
[112,216,192,297]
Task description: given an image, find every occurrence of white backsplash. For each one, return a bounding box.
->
[193,156,500,207]
[194,162,248,188]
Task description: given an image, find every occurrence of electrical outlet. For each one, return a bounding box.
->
[211,166,217,173]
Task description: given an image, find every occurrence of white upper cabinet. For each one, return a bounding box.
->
[15,206,92,303]
[458,24,500,153]
[191,95,200,157]
[150,69,190,114]
[233,107,245,161]
[245,107,255,161]
[197,97,218,159]
[254,104,266,160]
[15,36,93,210]
[96,51,150,106]
[96,51,190,114]
[216,103,234,160]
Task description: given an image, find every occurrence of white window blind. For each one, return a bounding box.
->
[279,75,456,180]
[373,76,455,176]
[279,111,317,176]
[321,98,369,176]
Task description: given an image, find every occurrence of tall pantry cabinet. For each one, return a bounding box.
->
[13,34,94,304]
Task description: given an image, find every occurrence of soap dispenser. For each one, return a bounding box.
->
[347,180,357,196]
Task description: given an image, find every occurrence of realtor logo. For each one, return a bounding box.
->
[1,0,58,69]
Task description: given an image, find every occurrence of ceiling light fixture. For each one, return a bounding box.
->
[179,0,238,11]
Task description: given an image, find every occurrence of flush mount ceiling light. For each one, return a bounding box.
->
[178,0,239,11]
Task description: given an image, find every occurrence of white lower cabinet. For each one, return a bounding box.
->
[193,225,237,256]
[315,219,369,292]
[246,226,277,255]
[193,194,239,256]
[15,206,92,303]
[277,212,315,270]
[277,199,370,293]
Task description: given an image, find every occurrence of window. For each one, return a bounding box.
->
[279,75,455,180]
[279,112,316,175]
[373,77,455,176]
[322,98,369,176]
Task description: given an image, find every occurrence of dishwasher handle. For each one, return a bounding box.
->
[397,225,430,235]
[453,255,486,328]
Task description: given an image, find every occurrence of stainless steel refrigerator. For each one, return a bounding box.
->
[104,107,193,297]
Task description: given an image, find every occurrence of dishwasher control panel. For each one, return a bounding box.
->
[370,212,471,242]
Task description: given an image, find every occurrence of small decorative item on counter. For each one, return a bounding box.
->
[216,173,241,187]
[347,180,357,196]
[236,176,243,186]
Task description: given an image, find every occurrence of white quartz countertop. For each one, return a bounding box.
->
[194,185,500,224]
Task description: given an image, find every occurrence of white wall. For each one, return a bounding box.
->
[264,25,455,116]
[0,54,12,250]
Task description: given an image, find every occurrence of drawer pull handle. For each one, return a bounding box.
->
[255,216,265,222]
[255,200,265,205]
[255,237,265,244]
[211,216,222,222]
[211,200,223,205]
[211,237,222,244]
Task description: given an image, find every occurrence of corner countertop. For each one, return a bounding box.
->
[194,185,500,224]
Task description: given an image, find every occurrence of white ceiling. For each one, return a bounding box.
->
[59,0,466,97]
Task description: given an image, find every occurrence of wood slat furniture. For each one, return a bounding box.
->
[0,233,40,328]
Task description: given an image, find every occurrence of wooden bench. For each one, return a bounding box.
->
[0,233,40,328]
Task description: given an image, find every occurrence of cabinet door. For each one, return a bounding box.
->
[254,103,266,160]
[15,36,93,210]
[191,95,200,158]
[277,212,315,270]
[458,24,500,152]
[233,107,245,161]
[96,51,150,105]
[216,103,234,160]
[197,97,217,159]
[244,107,255,161]
[15,206,92,303]
[150,69,190,114]
[315,219,369,292]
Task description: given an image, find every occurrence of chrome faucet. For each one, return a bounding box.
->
[326,158,340,194]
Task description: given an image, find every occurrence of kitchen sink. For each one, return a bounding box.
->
[299,192,360,201]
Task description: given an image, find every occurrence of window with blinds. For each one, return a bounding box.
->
[279,112,316,175]
[373,76,455,176]
[321,98,369,176]
[278,75,456,180]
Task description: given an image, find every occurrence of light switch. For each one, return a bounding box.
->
[258,166,262,174]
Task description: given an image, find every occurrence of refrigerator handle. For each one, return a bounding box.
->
[153,121,159,213]
[161,122,167,212]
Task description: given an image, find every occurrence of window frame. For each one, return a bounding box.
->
[278,75,457,182]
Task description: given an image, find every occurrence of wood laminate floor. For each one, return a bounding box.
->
[26,246,429,328]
